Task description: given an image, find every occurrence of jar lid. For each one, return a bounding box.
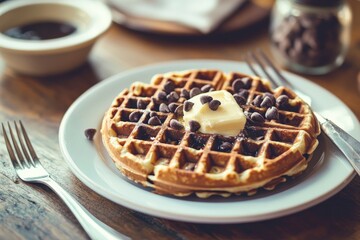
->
[295,0,343,7]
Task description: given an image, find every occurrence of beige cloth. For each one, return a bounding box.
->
[107,0,245,33]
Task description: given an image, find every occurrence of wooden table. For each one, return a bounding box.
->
[1,2,359,240]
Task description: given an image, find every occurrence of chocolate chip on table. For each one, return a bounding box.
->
[129,111,141,122]
[260,96,274,108]
[276,95,289,107]
[219,142,232,152]
[232,78,245,92]
[159,103,170,113]
[180,89,190,99]
[233,94,246,106]
[157,91,167,100]
[265,107,279,120]
[84,128,96,140]
[208,100,221,111]
[137,99,147,109]
[148,116,162,126]
[168,103,178,113]
[201,84,212,93]
[189,120,201,132]
[184,101,194,112]
[190,87,201,98]
[170,119,184,130]
[164,81,175,93]
[250,112,265,123]
[167,91,180,102]
[252,95,263,107]
[200,95,213,104]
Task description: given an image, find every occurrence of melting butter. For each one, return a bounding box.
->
[182,90,246,136]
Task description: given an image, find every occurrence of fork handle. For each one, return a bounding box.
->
[38,177,130,240]
[320,118,360,175]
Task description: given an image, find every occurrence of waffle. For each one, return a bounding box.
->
[101,69,321,198]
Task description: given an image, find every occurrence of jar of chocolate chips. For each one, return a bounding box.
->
[270,0,352,75]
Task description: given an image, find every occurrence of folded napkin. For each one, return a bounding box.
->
[107,0,245,33]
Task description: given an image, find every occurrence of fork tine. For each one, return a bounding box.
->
[7,122,27,167]
[5,122,27,168]
[257,49,292,88]
[2,123,21,169]
[14,121,36,167]
[243,53,261,77]
[19,120,40,164]
[249,51,280,88]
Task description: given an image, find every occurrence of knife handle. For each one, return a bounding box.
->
[320,118,360,175]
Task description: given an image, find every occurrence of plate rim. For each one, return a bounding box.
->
[59,59,358,223]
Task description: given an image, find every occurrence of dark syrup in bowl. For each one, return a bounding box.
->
[3,21,76,40]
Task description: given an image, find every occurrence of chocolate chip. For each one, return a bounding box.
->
[219,142,232,152]
[159,103,170,113]
[252,95,263,107]
[238,89,248,98]
[265,107,279,120]
[175,105,184,116]
[129,112,141,122]
[184,101,194,112]
[164,81,175,93]
[233,94,246,106]
[201,84,212,92]
[150,111,158,117]
[260,96,274,108]
[148,116,161,126]
[84,128,96,140]
[189,120,201,132]
[184,162,196,171]
[200,95,213,104]
[168,103,178,113]
[208,100,221,111]
[276,95,289,107]
[190,88,201,98]
[241,77,252,89]
[137,99,147,109]
[167,91,180,102]
[263,93,276,104]
[180,89,190,99]
[232,78,245,92]
[250,112,265,123]
[244,111,252,119]
[170,119,184,130]
[157,91,167,100]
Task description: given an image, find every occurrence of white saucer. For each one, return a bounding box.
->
[59,60,360,223]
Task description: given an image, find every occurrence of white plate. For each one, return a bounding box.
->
[59,60,360,223]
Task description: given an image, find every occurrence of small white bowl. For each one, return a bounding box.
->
[0,0,112,76]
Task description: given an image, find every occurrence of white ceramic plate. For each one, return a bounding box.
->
[59,60,360,223]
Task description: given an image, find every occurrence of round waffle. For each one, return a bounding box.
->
[101,69,321,198]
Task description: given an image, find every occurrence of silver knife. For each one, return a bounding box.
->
[314,112,360,175]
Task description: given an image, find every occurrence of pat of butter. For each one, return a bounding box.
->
[183,90,246,136]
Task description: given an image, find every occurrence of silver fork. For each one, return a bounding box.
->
[244,49,360,176]
[2,121,130,240]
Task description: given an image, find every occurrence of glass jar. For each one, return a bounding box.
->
[270,0,352,75]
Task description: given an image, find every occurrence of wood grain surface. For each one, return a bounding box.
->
[0,1,359,240]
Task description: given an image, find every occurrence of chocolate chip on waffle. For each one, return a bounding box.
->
[101,70,320,198]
